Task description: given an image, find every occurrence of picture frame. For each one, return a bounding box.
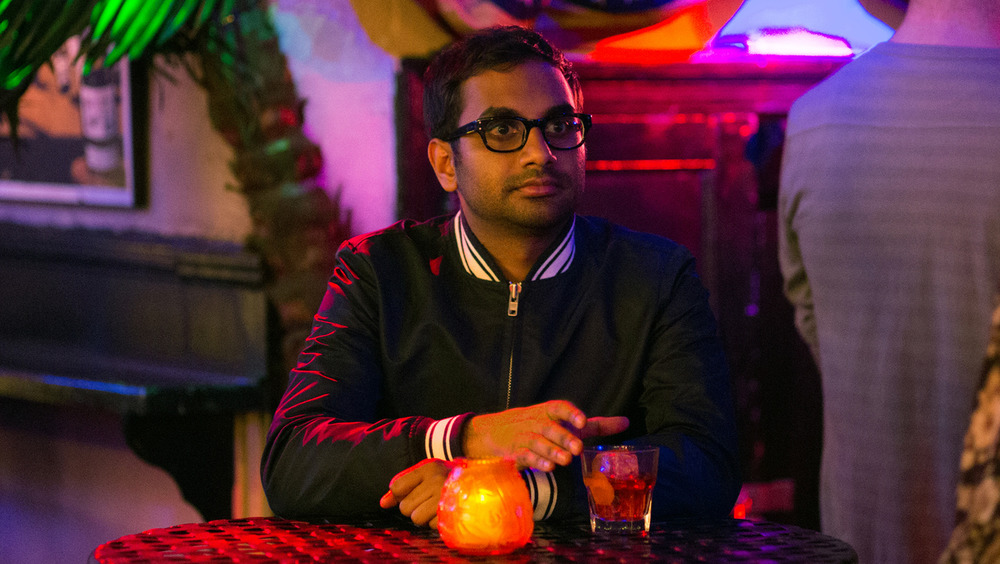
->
[0,38,144,207]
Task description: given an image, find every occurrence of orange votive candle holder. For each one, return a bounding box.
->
[437,457,534,555]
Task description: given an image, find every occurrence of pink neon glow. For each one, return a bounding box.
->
[746,28,854,57]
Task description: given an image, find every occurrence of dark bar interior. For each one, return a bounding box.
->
[7,1,999,563]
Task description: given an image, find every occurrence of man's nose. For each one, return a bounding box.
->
[520,126,555,164]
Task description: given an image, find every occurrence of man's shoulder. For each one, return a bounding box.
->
[788,42,1000,134]
[576,215,690,264]
[787,66,866,131]
[575,217,700,298]
[340,215,453,256]
[786,44,897,132]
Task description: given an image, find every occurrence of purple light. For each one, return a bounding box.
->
[746,28,854,57]
[696,0,893,60]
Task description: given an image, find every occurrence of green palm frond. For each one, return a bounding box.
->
[0,0,236,137]
[1,0,87,90]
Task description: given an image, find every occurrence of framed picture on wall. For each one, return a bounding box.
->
[0,37,144,207]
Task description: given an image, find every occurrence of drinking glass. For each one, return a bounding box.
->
[581,445,659,534]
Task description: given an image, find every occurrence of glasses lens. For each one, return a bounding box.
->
[481,118,527,151]
[544,116,586,149]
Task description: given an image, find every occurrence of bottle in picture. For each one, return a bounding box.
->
[78,65,122,174]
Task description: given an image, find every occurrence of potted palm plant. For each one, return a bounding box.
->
[0,0,351,377]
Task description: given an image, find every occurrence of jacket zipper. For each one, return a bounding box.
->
[506,282,521,408]
[507,282,521,316]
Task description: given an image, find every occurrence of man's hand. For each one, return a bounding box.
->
[380,459,452,528]
[464,400,629,472]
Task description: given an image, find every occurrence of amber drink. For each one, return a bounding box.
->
[581,446,659,534]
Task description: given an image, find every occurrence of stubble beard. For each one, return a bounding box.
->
[456,169,583,236]
[504,167,582,229]
[452,145,586,235]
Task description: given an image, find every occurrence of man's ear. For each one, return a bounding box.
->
[428,138,458,193]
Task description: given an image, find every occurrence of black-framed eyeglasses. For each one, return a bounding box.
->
[443,113,592,153]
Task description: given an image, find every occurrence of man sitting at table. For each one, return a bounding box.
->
[261,25,740,527]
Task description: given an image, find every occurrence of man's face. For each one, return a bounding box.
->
[447,61,585,236]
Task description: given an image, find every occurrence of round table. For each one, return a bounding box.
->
[91,516,858,563]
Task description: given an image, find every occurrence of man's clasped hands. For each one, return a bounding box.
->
[378,400,630,528]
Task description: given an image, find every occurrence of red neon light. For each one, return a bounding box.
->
[588,4,715,65]
[587,159,717,172]
[594,113,708,126]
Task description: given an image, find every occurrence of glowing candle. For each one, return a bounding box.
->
[437,458,534,555]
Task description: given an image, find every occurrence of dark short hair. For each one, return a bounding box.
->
[422,26,583,141]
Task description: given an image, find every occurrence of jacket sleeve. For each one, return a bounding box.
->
[777,129,820,362]
[640,248,742,521]
[260,239,472,520]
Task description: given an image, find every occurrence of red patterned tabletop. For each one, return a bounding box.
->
[90,516,858,563]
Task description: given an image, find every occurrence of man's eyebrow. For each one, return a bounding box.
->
[543,104,577,118]
[478,106,521,119]
[477,104,577,120]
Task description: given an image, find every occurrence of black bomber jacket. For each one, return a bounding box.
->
[261,212,741,522]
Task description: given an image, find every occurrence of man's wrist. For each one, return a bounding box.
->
[462,414,484,458]
[425,412,475,461]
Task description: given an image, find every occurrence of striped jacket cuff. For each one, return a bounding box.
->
[522,468,557,520]
[424,413,473,461]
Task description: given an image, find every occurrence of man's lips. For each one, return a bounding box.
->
[514,177,561,196]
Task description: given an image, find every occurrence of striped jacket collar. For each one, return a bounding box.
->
[453,211,576,282]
